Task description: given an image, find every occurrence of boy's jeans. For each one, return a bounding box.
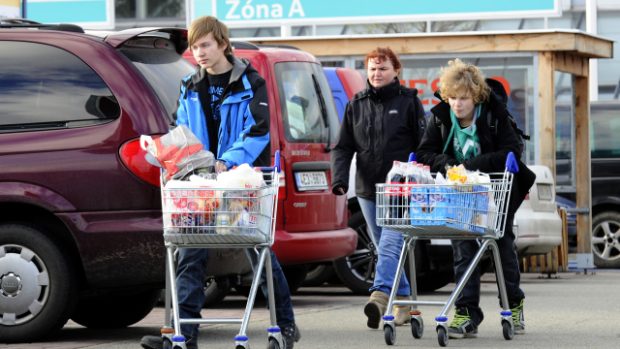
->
[176,248,295,340]
[358,197,411,297]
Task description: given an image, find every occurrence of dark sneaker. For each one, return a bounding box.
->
[448,308,478,339]
[282,324,301,349]
[141,335,164,349]
[140,335,197,349]
[511,299,525,334]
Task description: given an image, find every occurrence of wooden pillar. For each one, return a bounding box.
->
[574,67,593,256]
[537,52,556,172]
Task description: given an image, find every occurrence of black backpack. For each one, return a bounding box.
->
[485,78,530,154]
[435,78,530,155]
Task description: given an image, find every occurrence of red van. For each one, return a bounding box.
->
[183,43,357,294]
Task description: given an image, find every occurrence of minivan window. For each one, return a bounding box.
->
[275,62,340,143]
[119,39,196,120]
[0,41,119,131]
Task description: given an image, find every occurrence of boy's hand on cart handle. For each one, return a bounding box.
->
[215,160,228,174]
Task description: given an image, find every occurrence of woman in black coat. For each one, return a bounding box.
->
[417,58,534,340]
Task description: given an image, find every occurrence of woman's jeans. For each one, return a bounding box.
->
[176,248,295,340]
[358,197,411,297]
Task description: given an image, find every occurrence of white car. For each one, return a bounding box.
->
[513,165,563,255]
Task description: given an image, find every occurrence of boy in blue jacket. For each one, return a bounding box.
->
[141,16,299,349]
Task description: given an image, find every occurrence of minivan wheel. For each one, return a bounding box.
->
[0,223,77,342]
[591,212,620,268]
[71,289,160,328]
[333,211,376,294]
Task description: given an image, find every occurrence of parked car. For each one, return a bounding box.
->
[0,21,355,343]
[180,43,357,298]
[513,165,563,255]
[0,21,193,342]
[557,101,620,268]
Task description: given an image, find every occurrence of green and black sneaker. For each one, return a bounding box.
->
[448,307,478,339]
[511,299,525,334]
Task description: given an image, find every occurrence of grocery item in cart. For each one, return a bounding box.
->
[140,125,215,181]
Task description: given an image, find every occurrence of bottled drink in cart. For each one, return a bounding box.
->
[385,161,406,224]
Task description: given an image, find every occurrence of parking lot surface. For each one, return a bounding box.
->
[4,269,620,349]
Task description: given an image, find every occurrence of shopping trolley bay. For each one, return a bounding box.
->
[9,269,620,349]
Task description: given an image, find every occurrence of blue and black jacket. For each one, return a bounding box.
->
[174,56,270,168]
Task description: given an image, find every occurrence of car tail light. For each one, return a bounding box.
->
[119,138,161,187]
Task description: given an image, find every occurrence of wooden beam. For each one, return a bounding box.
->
[253,31,613,59]
[537,52,556,173]
[554,52,589,77]
[574,72,593,255]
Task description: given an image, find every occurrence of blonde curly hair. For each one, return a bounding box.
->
[438,58,490,104]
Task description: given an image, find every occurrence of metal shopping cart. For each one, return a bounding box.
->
[375,152,519,347]
[158,151,282,349]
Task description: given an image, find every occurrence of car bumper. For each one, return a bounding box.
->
[272,227,358,264]
[514,210,562,255]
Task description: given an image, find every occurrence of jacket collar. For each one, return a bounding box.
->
[366,78,402,101]
[190,55,250,90]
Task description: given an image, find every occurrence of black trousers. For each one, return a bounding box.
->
[451,210,524,326]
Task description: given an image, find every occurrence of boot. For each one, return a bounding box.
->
[363,291,388,329]
[393,295,412,326]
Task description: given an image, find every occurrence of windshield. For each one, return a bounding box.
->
[119,37,196,121]
[275,62,340,143]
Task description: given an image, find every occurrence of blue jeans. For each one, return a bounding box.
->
[358,197,411,297]
[176,248,295,340]
[452,210,524,326]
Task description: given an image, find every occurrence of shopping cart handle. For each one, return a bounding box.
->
[408,152,416,162]
[506,151,519,174]
[258,150,281,173]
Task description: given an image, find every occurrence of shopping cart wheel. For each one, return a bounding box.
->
[267,337,280,349]
[502,320,514,340]
[411,317,424,339]
[437,326,448,347]
[383,323,396,345]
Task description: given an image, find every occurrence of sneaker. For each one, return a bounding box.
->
[511,299,525,334]
[448,308,478,339]
[140,335,197,349]
[282,324,301,349]
[363,291,388,329]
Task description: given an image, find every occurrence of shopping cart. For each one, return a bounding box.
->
[375,152,519,347]
[158,151,282,349]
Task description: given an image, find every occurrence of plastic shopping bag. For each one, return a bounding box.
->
[140,125,215,181]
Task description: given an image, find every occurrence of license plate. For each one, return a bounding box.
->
[537,183,553,201]
[294,171,328,191]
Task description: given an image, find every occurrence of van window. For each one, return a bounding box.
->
[275,62,340,143]
[591,105,620,158]
[0,41,119,132]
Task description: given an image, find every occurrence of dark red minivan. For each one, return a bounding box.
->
[0,21,355,343]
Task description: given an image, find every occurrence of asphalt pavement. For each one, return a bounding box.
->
[4,269,620,349]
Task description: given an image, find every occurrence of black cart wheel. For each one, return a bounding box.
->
[502,320,514,340]
[267,337,280,349]
[384,324,396,345]
[411,318,424,339]
[437,326,448,347]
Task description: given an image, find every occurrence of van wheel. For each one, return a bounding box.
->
[592,211,620,268]
[71,289,160,328]
[0,223,77,342]
[333,211,376,294]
